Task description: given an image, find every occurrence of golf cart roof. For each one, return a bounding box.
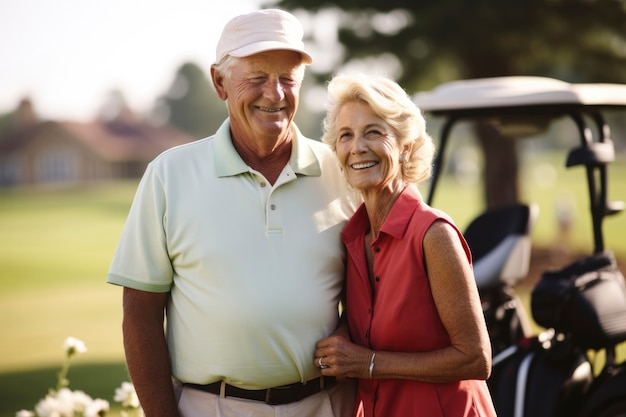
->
[417,76,625,253]
[413,76,626,115]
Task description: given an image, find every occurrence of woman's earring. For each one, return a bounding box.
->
[399,154,407,163]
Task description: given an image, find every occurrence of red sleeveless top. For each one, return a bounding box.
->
[342,186,497,417]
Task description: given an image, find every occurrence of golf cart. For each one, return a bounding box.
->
[414,76,626,417]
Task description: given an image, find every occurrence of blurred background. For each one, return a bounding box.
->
[1,0,625,415]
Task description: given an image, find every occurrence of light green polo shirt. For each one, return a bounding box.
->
[107,120,357,388]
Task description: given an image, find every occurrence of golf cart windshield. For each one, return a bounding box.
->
[414,76,626,254]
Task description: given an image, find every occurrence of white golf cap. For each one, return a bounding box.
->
[215,9,313,64]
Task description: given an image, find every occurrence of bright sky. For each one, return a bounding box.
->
[0,0,266,122]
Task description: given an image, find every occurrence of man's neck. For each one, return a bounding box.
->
[232,132,293,185]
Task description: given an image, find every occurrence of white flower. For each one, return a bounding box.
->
[56,388,81,416]
[51,388,80,417]
[114,382,140,408]
[34,388,104,417]
[63,337,87,356]
[84,399,110,417]
[17,336,142,417]
[34,394,64,417]
[68,389,93,413]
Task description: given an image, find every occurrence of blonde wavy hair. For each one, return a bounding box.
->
[321,74,435,184]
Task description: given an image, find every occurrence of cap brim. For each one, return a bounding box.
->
[229,41,313,64]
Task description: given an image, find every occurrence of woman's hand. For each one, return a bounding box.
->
[315,334,373,379]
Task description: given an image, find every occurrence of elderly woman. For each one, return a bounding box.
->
[314,74,497,417]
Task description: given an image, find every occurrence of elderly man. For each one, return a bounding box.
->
[107,9,357,417]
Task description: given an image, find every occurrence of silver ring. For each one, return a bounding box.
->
[319,357,328,369]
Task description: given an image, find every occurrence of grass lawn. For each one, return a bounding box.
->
[0,182,137,416]
[426,151,626,257]
[0,150,624,416]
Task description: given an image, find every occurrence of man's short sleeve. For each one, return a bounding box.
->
[107,163,173,293]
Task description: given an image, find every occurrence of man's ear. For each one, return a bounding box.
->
[210,65,228,101]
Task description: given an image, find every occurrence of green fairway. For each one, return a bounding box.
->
[0,182,138,368]
[0,150,624,416]
[426,152,626,257]
[0,182,137,416]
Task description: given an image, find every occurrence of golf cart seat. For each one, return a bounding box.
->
[464,204,539,289]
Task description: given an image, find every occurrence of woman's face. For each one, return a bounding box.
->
[335,101,405,193]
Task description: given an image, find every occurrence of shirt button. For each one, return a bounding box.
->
[260,181,267,187]
[270,204,276,210]
[374,246,381,252]
[375,276,380,282]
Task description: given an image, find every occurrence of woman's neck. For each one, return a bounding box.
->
[362,182,407,240]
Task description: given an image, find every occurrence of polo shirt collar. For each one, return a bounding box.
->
[342,185,423,243]
[379,185,422,239]
[213,119,322,178]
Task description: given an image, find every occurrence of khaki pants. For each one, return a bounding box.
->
[174,379,356,417]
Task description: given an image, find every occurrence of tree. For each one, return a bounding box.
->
[98,89,134,122]
[268,0,626,208]
[153,62,228,140]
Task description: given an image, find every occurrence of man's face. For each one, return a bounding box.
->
[215,50,304,144]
